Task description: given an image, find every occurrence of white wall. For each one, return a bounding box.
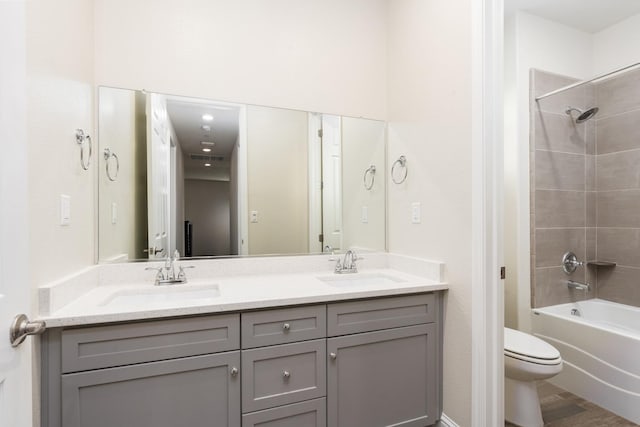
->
[593,13,640,75]
[27,0,95,292]
[386,0,473,424]
[503,11,592,331]
[93,0,388,120]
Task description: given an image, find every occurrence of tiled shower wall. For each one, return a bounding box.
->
[531,68,640,308]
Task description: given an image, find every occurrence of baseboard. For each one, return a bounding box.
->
[438,413,460,427]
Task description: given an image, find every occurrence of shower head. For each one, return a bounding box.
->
[565,106,599,123]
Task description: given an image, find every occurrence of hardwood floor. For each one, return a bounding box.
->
[505,381,638,426]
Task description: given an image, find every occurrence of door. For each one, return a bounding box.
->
[327,324,438,427]
[321,115,342,252]
[146,93,171,259]
[0,3,32,426]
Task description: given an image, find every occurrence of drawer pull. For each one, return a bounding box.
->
[230,367,239,377]
[282,323,291,332]
[282,370,291,379]
[330,352,337,360]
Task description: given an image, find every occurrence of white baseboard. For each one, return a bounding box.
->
[438,413,460,427]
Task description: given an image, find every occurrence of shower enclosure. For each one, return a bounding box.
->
[529,62,640,423]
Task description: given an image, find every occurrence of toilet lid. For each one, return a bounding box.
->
[504,328,560,361]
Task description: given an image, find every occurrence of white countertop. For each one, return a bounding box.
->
[38,253,447,328]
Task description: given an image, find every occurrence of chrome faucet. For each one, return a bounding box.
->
[567,280,590,292]
[145,250,194,285]
[332,249,361,274]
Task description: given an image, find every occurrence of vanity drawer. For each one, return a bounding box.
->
[327,293,436,337]
[242,398,326,427]
[242,339,326,413]
[241,305,326,348]
[61,314,240,373]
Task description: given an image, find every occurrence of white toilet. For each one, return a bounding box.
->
[504,327,563,427]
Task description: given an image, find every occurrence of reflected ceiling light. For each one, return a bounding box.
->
[202,148,212,152]
[204,163,211,167]
[201,125,211,131]
[200,141,215,147]
[202,114,214,122]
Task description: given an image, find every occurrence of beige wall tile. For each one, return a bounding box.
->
[535,228,585,268]
[596,266,640,307]
[586,227,596,261]
[596,149,640,190]
[535,150,585,191]
[596,190,640,228]
[535,190,585,228]
[596,228,640,267]
[595,110,640,155]
[585,120,596,155]
[533,70,585,115]
[586,191,596,227]
[534,111,586,154]
[534,266,591,308]
[586,155,595,191]
[595,68,640,119]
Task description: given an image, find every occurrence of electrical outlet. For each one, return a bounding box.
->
[250,210,259,223]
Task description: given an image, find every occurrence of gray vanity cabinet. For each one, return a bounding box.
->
[61,351,241,427]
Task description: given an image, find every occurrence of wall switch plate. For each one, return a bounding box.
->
[411,202,421,224]
[111,202,118,225]
[250,210,259,223]
[60,194,71,226]
[361,206,368,223]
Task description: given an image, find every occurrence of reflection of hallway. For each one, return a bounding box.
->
[184,179,231,257]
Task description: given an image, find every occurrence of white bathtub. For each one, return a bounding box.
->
[532,299,640,423]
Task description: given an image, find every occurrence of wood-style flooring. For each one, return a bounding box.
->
[505,381,638,426]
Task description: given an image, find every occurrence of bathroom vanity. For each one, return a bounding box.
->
[37,254,446,427]
[41,293,441,427]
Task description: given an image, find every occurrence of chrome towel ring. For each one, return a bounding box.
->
[391,155,408,184]
[363,165,376,190]
[75,129,92,170]
[103,148,120,182]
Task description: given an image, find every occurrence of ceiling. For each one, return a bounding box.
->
[505,0,640,33]
[165,95,240,180]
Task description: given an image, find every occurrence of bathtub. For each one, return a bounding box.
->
[532,299,640,423]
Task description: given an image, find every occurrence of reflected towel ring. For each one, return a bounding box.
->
[75,129,92,170]
[391,155,408,184]
[363,165,376,190]
[103,148,120,182]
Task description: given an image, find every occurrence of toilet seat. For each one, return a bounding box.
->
[504,328,561,365]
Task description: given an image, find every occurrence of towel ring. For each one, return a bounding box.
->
[391,155,408,184]
[103,148,120,182]
[75,129,92,170]
[363,165,376,190]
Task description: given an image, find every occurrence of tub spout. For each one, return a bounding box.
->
[567,280,590,292]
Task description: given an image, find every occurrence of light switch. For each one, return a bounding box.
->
[111,202,118,225]
[411,202,421,224]
[361,206,368,223]
[250,210,259,223]
[60,194,71,226]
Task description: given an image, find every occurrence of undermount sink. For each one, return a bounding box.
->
[318,273,406,287]
[99,284,221,308]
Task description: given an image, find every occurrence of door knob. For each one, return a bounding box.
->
[10,314,46,347]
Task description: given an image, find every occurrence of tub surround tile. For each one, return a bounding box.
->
[586,192,596,228]
[586,155,596,191]
[533,70,585,116]
[535,150,585,191]
[595,110,640,155]
[596,190,640,228]
[596,266,640,307]
[535,228,585,268]
[586,228,596,261]
[596,149,640,190]
[596,228,640,267]
[535,190,585,228]
[585,120,596,155]
[534,266,590,308]
[596,68,640,119]
[534,111,586,154]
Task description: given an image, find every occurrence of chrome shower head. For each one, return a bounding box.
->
[565,106,599,123]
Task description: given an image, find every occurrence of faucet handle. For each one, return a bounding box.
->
[145,266,166,281]
[177,265,195,280]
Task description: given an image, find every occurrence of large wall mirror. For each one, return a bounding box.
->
[98,86,386,261]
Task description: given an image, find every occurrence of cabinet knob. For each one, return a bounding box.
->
[282,323,291,331]
[282,370,291,379]
[230,367,239,377]
[330,352,337,360]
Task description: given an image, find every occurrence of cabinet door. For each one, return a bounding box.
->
[242,398,326,427]
[61,351,241,427]
[327,324,438,427]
